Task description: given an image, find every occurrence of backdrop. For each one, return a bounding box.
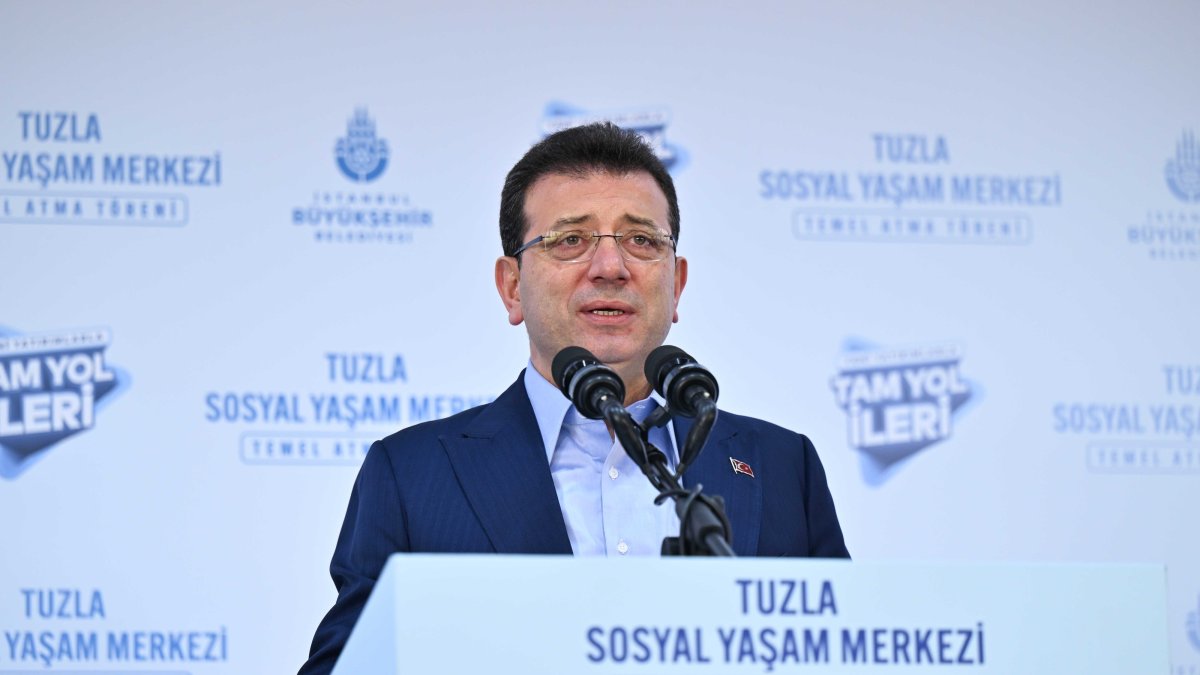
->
[2,1,1198,672]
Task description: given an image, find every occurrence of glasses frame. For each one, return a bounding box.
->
[513,229,678,264]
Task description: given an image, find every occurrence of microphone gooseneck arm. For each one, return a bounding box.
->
[679,395,716,476]
[595,394,654,476]
[641,438,735,557]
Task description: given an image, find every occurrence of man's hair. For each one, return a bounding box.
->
[499,122,680,258]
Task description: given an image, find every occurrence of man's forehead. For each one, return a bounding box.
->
[524,169,668,227]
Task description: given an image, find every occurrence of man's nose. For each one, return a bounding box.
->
[588,235,629,280]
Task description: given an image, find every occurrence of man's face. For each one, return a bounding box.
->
[495,170,687,397]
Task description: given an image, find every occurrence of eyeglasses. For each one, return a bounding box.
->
[513,229,677,263]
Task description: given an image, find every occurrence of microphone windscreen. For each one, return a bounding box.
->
[644,345,691,392]
[552,346,597,392]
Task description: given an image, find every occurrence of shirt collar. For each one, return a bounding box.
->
[522,361,676,465]
[524,363,574,466]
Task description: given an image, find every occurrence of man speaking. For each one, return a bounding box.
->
[300,123,849,674]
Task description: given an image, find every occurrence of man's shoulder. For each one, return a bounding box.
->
[715,407,814,448]
[364,401,495,474]
[370,373,529,459]
[378,401,492,445]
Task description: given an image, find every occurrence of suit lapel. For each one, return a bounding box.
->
[675,414,762,556]
[439,374,572,554]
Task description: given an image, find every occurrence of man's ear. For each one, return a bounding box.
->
[672,256,688,323]
[495,256,524,326]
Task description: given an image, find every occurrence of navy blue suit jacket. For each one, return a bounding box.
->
[300,373,849,674]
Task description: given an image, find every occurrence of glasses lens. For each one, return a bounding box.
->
[619,230,672,261]
[538,229,675,262]
[544,230,593,261]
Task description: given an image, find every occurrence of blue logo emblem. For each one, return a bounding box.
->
[0,327,129,478]
[335,108,389,183]
[1188,595,1200,652]
[540,102,688,173]
[1166,130,1200,202]
[831,339,979,485]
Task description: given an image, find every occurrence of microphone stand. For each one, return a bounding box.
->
[605,403,735,557]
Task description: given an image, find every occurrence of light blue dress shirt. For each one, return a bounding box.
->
[524,364,681,556]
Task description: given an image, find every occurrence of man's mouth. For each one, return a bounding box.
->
[581,300,634,317]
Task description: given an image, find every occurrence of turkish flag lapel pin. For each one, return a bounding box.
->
[729,457,755,478]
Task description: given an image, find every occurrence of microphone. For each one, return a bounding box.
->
[645,345,720,474]
[552,346,652,471]
[551,346,626,420]
[644,345,719,417]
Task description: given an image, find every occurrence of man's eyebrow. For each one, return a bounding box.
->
[549,213,660,229]
[551,214,593,228]
[622,214,659,228]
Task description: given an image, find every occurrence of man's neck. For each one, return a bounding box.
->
[618,376,652,407]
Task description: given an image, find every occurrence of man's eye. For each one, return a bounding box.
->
[559,234,586,247]
[626,232,663,248]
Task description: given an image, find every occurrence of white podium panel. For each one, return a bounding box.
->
[332,554,1168,674]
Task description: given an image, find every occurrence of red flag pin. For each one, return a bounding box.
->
[729,457,755,478]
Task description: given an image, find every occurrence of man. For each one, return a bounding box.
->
[299,123,848,674]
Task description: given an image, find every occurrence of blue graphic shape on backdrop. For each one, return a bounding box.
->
[0,326,130,479]
[1166,130,1200,202]
[540,101,689,173]
[335,108,389,183]
[831,337,981,486]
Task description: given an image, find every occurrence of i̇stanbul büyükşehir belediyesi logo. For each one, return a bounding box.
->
[335,108,388,183]
[290,107,432,244]
[0,326,128,479]
[1166,130,1200,203]
[831,340,975,486]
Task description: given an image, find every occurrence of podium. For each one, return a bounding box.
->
[332,554,1167,674]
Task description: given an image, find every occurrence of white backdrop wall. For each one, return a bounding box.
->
[2,1,1198,672]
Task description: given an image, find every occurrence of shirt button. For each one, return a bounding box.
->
[609,467,619,480]
[617,540,629,555]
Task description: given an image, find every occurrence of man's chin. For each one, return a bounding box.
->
[581,344,650,376]
[536,336,654,376]
[532,342,631,371]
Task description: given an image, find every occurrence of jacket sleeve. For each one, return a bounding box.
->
[801,434,851,558]
[299,441,408,675]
